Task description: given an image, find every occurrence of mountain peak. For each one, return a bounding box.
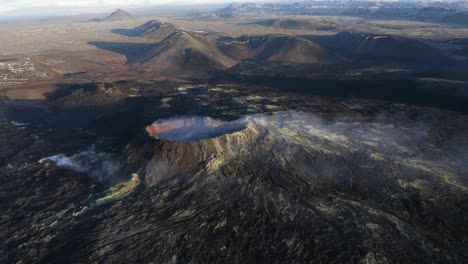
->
[111,9,129,16]
[102,9,133,21]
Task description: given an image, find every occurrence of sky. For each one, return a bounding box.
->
[0,0,460,11]
[0,0,460,20]
[0,0,233,17]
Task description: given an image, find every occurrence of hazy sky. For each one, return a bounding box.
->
[0,0,232,14]
[0,0,457,19]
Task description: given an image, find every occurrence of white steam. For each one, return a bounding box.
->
[43,146,118,182]
[46,154,86,172]
[147,116,248,142]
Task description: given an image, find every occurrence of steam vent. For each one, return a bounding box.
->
[129,111,468,202]
[135,116,263,183]
[145,117,248,141]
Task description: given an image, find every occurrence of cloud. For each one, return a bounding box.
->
[43,149,119,183]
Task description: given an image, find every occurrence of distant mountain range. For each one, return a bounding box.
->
[216,1,468,26]
[103,18,460,78]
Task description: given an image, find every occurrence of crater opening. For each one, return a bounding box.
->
[146,117,248,142]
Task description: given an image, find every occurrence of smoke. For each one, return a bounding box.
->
[246,110,468,188]
[145,111,438,154]
[46,154,86,172]
[145,110,468,164]
[89,158,119,183]
[250,110,435,156]
[147,116,248,142]
[44,146,118,182]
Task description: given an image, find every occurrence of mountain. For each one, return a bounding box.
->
[138,31,327,75]
[248,18,338,31]
[141,31,238,76]
[112,20,179,40]
[109,20,238,75]
[102,20,460,78]
[113,20,327,75]
[100,9,133,22]
[307,31,453,63]
[216,1,468,26]
[134,20,178,40]
[219,35,326,64]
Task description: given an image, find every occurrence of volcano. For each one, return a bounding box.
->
[116,20,179,40]
[101,9,133,22]
[138,20,178,40]
[127,111,468,199]
[2,81,467,263]
[219,35,326,63]
[141,31,238,75]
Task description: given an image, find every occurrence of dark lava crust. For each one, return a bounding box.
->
[1,81,467,264]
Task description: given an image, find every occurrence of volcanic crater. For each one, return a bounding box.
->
[146,117,248,142]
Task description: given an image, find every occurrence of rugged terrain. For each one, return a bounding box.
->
[0,3,468,264]
[1,81,467,263]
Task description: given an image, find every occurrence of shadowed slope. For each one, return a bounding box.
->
[141,31,239,76]
[307,31,455,63]
[219,35,326,63]
[88,42,157,64]
[247,18,338,31]
[112,20,178,41]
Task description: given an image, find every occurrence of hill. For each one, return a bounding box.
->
[135,20,178,40]
[104,20,459,77]
[219,35,326,64]
[112,20,178,40]
[98,9,133,22]
[307,31,453,63]
[110,21,328,75]
[141,31,238,76]
[249,18,338,31]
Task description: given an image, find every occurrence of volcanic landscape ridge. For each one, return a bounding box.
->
[1,2,468,264]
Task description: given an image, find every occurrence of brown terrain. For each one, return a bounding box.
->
[1,11,467,100]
